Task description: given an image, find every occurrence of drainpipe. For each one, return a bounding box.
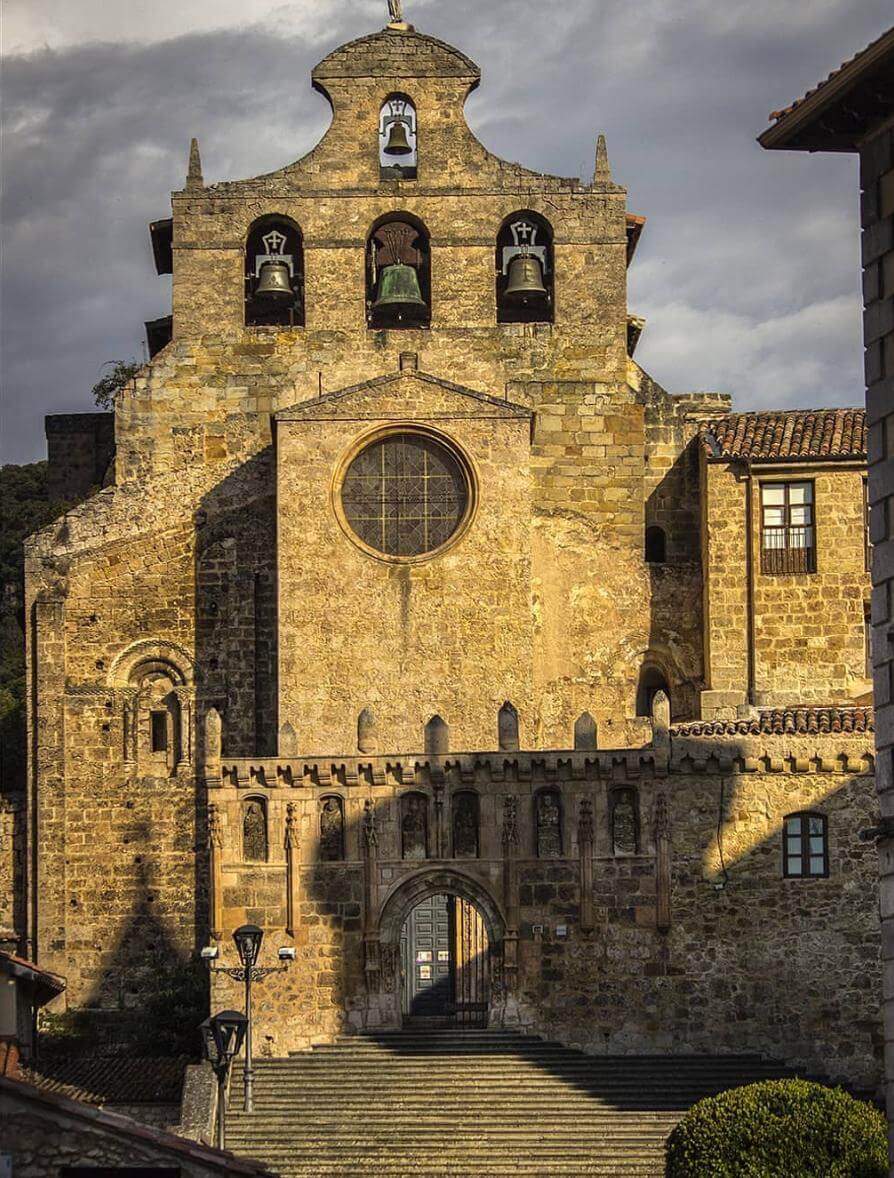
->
[744,459,756,707]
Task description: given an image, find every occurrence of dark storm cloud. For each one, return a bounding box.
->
[1,0,891,462]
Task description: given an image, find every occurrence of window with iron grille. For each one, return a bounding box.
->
[760,481,815,574]
[341,432,469,558]
[783,812,828,878]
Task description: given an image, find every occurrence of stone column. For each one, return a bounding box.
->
[204,707,222,781]
[433,780,445,860]
[578,797,594,933]
[30,597,66,968]
[500,795,520,1020]
[654,793,671,932]
[361,800,380,995]
[284,802,300,938]
[207,803,223,940]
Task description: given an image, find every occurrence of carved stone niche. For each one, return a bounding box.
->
[319,795,345,861]
[452,791,479,859]
[609,786,639,855]
[243,796,268,863]
[401,791,429,860]
[534,789,562,858]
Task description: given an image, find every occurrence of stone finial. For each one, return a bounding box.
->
[574,712,597,751]
[357,709,378,754]
[498,701,520,752]
[425,714,449,756]
[205,707,222,771]
[279,722,298,758]
[651,689,671,731]
[186,137,204,190]
[594,134,611,183]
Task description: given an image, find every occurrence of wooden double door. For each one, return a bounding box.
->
[400,893,490,1027]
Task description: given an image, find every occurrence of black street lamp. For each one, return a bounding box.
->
[200,1009,247,1150]
[203,924,294,1113]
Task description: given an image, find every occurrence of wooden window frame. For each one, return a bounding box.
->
[783,811,829,879]
[760,480,816,575]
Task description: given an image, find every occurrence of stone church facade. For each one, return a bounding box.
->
[19,20,882,1090]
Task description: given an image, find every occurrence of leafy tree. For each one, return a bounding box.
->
[91,360,142,410]
[0,462,73,791]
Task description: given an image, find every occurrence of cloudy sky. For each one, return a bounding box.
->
[2,0,890,464]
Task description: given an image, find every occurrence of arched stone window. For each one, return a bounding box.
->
[366,214,431,329]
[319,795,345,862]
[610,787,639,855]
[645,525,667,564]
[242,797,268,862]
[452,792,479,859]
[636,663,671,718]
[379,94,418,180]
[534,789,562,858]
[425,714,449,756]
[496,211,554,324]
[498,701,520,752]
[245,215,304,328]
[783,812,828,878]
[401,791,429,860]
[574,712,597,750]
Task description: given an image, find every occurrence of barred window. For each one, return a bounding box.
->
[783,812,828,878]
[341,432,469,558]
[761,482,815,574]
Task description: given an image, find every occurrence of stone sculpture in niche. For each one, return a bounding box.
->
[536,791,562,858]
[453,793,479,858]
[611,787,638,854]
[243,799,268,862]
[401,793,428,860]
[320,796,345,861]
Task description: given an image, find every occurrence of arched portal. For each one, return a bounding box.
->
[378,870,505,1029]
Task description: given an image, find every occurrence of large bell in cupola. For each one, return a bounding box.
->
[372,263,427,318]
[254,259,294,302]
[383,119,413,156]
[503,252,548,304]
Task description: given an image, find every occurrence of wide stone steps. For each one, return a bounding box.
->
[224,1030,796,1177]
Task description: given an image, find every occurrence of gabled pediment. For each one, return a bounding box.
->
[275,370,532,423]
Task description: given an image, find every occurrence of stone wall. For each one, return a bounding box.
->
[205,729,881,1092]
[0,795,24,949]
[44,413,115,502]
[702,460,870,713]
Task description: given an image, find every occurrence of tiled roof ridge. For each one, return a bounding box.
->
[0,1075,273,1175]
[769,25,894,122]
[673,705,874,738]
[700,407,866,461]
[21,1055,189,1105]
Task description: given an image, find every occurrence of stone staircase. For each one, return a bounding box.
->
[225,1030,796,1176]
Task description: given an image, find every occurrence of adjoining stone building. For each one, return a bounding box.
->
[17,15,882,1093]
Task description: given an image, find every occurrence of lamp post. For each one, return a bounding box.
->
[203,924,294,1113]
[200,1009,247,1150]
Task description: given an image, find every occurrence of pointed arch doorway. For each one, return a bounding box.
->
[378,870,505,1030]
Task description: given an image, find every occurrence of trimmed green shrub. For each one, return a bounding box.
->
[665,1078,887,1177]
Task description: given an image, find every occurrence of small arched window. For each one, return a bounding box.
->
[636,664,671,718]
[243,797,268,862]
[245,216,304,328]
[367,214,431,329]
[379,94,417,180]
[645,526,666,564]
[401,791,429,860]
[496,211,554,324]
[609,787,639,855]
[783,812,828,878]
[534,789,562,858]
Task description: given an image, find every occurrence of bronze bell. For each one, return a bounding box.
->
[254,259,294,302]
[372,263,427,317]
[503,252,548,303]
[383,119,413,156]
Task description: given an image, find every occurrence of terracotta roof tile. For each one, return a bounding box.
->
[701,408,866,462]
[21,1057,188,1105]
[673,706,874,738]
[769,26,894,121]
